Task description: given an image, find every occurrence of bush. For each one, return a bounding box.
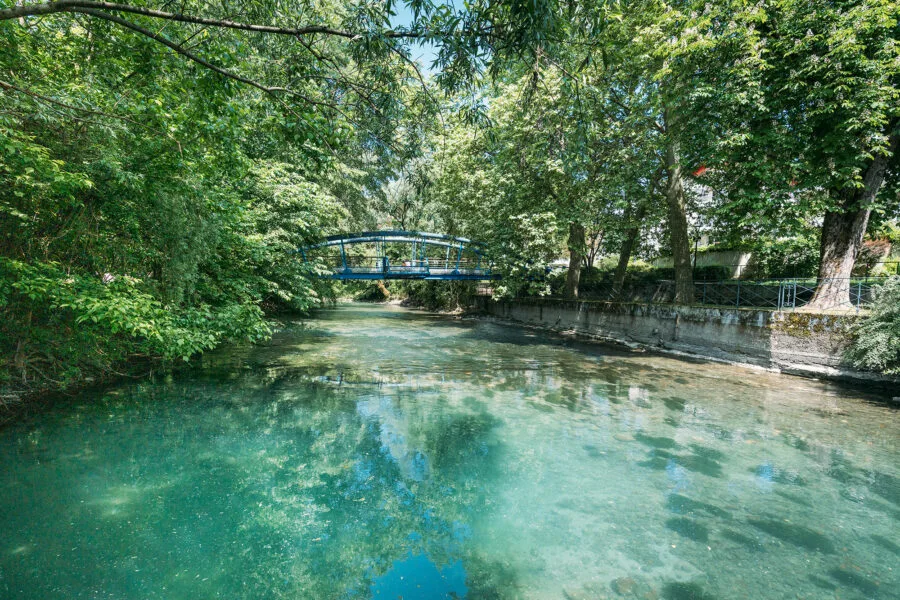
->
[847,276,900,375]
[0,258,272,392]
[744,236,820,279]
[355,282,391,302]
[693,265,735,281]
[397,280,477,310]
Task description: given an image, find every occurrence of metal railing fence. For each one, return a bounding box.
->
[507,277,891,312]
[692,278,880,311]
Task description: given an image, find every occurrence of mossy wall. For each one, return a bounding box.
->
[473,297,889,385]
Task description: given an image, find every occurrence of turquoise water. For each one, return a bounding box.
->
[0,304,897,599]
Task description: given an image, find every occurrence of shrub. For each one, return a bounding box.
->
[397,280,476,310]
[847,276,900,375]
[744,236,820,279]
[693,265,735,281]
[355,282,391,302]
[0,258,272,392]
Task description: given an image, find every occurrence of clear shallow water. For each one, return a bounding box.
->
[0,304,898,600]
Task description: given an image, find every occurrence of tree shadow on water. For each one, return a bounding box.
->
[719,529,764,552]
[663,396,687,411]
[828,567,882,597]
[688,445,725,461]
[665,517,710,543]
[638,455,670,471]
[774,490,813,507]
[661,581,717,600]
[871,534,900,556]
[678,451,723,479]
[666,494,732,520]
[808,575,838,591]
[635,433,680,449]
[867,470,900,506]
[747,517,835,554]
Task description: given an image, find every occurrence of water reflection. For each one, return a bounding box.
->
[370,553,467,599]
[0,304,897,600]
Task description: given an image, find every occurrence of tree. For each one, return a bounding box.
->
[529,1,709,303]
[429,66,643,298]
[427,89,567,297]
[0,0,450,390]
[678,0,900,308]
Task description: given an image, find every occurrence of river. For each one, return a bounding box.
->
[0,304,897,599]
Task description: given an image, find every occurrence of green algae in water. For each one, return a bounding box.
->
[0,304,897,600]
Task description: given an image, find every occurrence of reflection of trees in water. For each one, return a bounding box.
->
[191,382,510,598]
[142,313,898,599]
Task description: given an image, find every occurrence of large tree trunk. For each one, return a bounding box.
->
[807,131,898,309]
[612,201,648,297]
[664,137,694,304]
[565,221,585,299]
[808,209,871,309]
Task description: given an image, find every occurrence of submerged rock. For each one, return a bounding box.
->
[612,577,636,595]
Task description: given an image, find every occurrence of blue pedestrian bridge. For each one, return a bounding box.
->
[297,230,497,280]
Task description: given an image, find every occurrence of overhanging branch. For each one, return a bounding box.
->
[0,78,184,154]
[71,9,355,150]
[0,0,425,39]
[2,1,442,157]
[76,8,278,95]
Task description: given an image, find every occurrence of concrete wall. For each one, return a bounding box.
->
[473,297,894,385]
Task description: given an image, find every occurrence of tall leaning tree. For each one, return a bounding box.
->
[684,0,899,308]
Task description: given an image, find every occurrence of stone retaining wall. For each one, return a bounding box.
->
[473,296,895,386]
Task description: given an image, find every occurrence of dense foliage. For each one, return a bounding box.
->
[413,0,898,305]
[0,0,453,393]
[847,277,900,375]
[394,280,478,311]
[2,0,898,384]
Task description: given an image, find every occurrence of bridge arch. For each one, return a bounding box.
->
[297,230,496,280]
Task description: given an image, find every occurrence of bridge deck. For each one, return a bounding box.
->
[327,267,496,281]
[297,230,499,281]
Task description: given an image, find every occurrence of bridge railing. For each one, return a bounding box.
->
[298,230,496,281]
[320,256,491,276]
[318,259,493,279]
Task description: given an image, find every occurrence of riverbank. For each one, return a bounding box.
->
[470,296,899,390]
[0,303,312,424]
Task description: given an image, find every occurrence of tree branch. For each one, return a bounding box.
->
[1,78,139,124]
[68,9,351,156]
[0,0,425,39]
[75,8,280,96]
[0,78,183,154]
[294,35,383,114]
[3,3,421,158]
[386,43,446,131]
